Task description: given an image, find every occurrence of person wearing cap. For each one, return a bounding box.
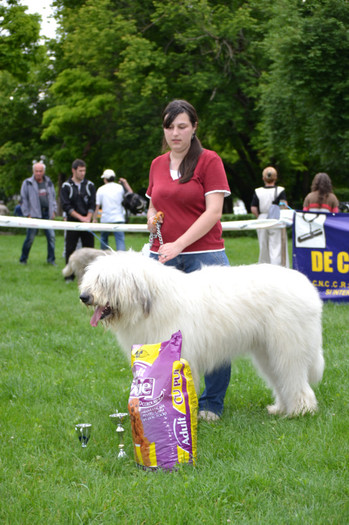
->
[60,159,96,268]
[250,166,289,266]
[93,169,133,250]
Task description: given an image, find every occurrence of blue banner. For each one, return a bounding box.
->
[293,212,349,302]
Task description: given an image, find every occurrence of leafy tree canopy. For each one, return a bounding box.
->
[0,0,348,209]
[0,0,51,196]
[256,0,349,197]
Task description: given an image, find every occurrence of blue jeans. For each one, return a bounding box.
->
[150,250,232,416]
[100,230,125,251]
[20,210,55,264]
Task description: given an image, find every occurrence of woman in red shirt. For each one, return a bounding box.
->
[146,100,231,421]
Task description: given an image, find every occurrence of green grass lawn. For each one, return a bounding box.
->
[0,232,348,524]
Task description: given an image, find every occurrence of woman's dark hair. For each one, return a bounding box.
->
[162,99,203,183]
[311,172,333,205]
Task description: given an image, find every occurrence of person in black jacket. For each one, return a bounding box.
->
[60,159,96,269]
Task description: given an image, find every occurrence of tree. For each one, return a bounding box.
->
[44,0,270,203]
[255,0,349,202]
[0,1,52,197]
[3,0,347,208]
[42,1,138,183]
[0,1,41,80]
[140,0,269,204]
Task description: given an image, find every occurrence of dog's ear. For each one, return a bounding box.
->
[143,294,151,316]
[114,299,122,319]
[133,279,152,317]
[113,270,152,321]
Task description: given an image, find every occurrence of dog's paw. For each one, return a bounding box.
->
[267,404,285,416]
[198,410,220,422]
[287,399,318,417]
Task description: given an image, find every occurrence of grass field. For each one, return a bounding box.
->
[0,232,348,524]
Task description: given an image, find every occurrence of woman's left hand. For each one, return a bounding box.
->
[158,242,182,264]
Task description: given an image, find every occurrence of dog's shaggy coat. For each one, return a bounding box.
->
[79,251,324,416]
[62,247,112,283]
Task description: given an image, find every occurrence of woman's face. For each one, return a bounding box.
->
[163,112,197,156]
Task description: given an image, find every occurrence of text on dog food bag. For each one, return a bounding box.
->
[128,330,198,470]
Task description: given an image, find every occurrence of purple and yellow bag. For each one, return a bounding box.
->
[128,331,198,470]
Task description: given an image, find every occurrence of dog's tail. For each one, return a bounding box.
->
[62,262,73,278]
[309,348,325,384]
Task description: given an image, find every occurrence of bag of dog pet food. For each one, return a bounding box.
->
[128,330,198,470]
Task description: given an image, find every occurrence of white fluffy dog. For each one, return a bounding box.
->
[62,247,112,284]
[79,251,324,417]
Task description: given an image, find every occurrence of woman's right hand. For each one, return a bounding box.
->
[147,211,164,233]
[147,215,157,233]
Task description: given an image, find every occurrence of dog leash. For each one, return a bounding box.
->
[89,210,164,253]
[89,212,164,255]
[89,230,115,252]
[149,211,164,246]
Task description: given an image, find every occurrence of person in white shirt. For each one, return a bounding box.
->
[93,169,132,250]
[251,166,289,266]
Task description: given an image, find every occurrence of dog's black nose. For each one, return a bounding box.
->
[80,292,93,305]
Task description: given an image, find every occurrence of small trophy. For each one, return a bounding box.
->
[109,411,129,458]
[75,423,92,448]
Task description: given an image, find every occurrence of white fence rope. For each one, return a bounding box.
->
[0,211,294,233]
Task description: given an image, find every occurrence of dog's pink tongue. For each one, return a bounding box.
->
[90,306,104,327]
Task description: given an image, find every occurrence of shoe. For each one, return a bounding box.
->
[48,262,57,266]
[198,410,220,422]
[19,260,27,265]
